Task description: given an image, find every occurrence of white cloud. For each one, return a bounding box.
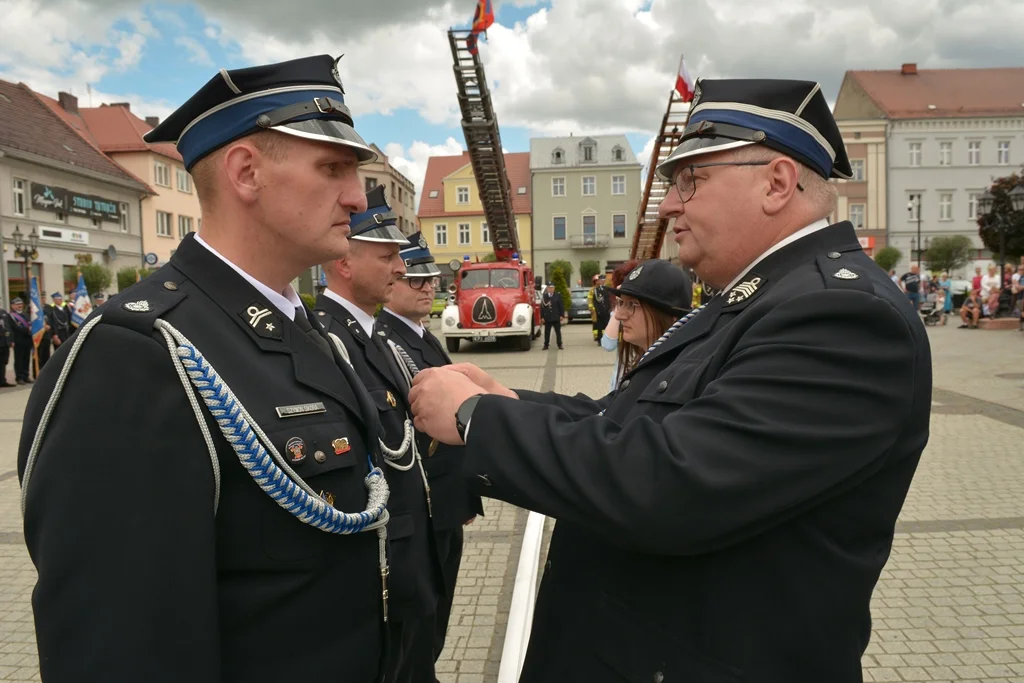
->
[174,36,213,66]
[113,31,147,70]
[383,137,465,211]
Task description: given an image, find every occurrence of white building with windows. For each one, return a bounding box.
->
[834,64,1024,275]
[529,134,641,283]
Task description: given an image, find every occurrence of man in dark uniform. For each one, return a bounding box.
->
[8,297,33,384]
[0,300,12,387]
[315,188,442,683]
[46,292,72,350]
[19,55,393,683]
[92,292,106,309]
[36,293,52,368]
[540,283,564,350]
[377,233,484,662]
[410,79,931,682]
[590,274,611,344]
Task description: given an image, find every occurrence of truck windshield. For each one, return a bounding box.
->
[461,268,521,290]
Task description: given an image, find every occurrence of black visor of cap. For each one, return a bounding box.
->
[405,262,442,277]
[350,223,407,243]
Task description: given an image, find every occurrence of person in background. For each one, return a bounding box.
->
[960,289,983,329]
[46,293,72,349]
[36,293,52,368]
[971,266,983,295]
[600,259,639,391]
[588,274,611,344]
[0,300,11,387]
[937,272,952,323]
[8,298,32,385]
[92,292,106,309]
[605,260,691,389]
[900,265,922,310]
[540,283,565,350]
[981,265,1001,316]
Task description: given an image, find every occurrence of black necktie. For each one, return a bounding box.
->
[422,329,449,365]
[292,307,333,359]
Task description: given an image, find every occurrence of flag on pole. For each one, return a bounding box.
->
[29,277,45,349]
[70,272,91,328]
[471,0,494,33]
[675,55,696,102]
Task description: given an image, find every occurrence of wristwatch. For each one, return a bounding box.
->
[455,394,484,443]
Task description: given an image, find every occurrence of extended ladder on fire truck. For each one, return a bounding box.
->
[447,29,519,261]
[630,91,691,260]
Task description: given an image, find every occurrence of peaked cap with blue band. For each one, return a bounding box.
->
[349,185,407,244]
[143,55,376,170]
[399,231,441,277]
[656,79,852,181]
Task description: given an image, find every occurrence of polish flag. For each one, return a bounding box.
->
[675,55,695,102]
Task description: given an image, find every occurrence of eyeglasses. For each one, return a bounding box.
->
[403,276,439,291]
[614,298,639,316]
[672,161,805,203]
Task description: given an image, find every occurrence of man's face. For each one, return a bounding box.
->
[546,286,554,296]
[11,302,21,313]
[53,297,62,306]
[658,149,772,288]
[255,136,366,267]
[989,266,997,276]
[344,240,406,307]
[389,277,435,320]
[911,265,919,275]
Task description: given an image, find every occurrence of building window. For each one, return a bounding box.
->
[397,187,402,203]
[178,215,193,239]
[968,192,980,220]
[428,190,438,198]
[119,202,129,233]
[154,160,170,187]
[968,140,981,165]
[612,175,626,195]
[582,176,596,196]
[553,216,566,240]
[612,146,625,162]
[552,148,564,164]
[613,214,626,238]
[998,140,1011,165]
[365,177,378,192]
[457,186,470,204]
[939,193,953,221]
[938,142,952,167]
[435,223,448,246]
[582,214,596,235]
[156,210,172,237]
[517,186,527,195]
[552,177,565,197]
[849,203,865,229]
[582,145,595,162]
[12,178,26,216]
[176,168,192,193]
[849,160,864,181]
[481,222,490,243]
[908,142,921,167]
[458,222,471,245]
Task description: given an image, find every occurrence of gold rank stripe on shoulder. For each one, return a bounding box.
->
[275,402,328,419]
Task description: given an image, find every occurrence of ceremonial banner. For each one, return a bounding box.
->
[471,0,494,33]
[70,273,91,328]
[29,277,45,348]
[675,55,695,102]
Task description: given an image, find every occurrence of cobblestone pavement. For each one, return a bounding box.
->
[0,321,1023,681]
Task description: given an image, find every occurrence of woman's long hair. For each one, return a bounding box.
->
[608,260,676,388]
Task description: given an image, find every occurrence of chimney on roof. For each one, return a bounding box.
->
[57,92,78,114]
[110,102,131,111]
[901,63,918,75]
[145,116,160,127]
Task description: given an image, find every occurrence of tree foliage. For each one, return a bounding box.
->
[873,246,902,273]
[481,253,498,263]
[978,172,1024,262]
[580,260,600,284]
[299,293,317,310]
[924,235,973,275]
[549,264,572,312]
[116,266,157,292]
[80,263,112,296]
[550,259,573,286]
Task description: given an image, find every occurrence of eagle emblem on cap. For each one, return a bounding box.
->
[691,79,702,107]
[628,265,643,281]
[418,236,427,249]
[331,54,346,93]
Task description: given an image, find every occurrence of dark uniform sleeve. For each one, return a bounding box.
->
[464,291,920,555]
[512,389,611,421]
[18,324,221,682]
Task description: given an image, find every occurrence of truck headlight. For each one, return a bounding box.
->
[445,317,455,327]
[515,314,527,326]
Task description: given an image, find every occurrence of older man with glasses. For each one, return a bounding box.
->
[408,77,932,682]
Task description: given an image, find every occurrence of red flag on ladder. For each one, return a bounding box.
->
[675,55,695,102]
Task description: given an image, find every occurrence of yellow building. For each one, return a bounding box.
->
[417,152,533,280]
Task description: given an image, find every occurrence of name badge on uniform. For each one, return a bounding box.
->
[275,402,327,419]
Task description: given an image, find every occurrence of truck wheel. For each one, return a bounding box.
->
[446,337,460,353]
[518,334,531,351]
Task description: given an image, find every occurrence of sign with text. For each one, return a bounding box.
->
[30,183,121,222]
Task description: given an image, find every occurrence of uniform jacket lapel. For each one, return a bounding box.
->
[314,294,404,392]
[169,234,364,420]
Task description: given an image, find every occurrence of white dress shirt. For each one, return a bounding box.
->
[194,234,303,319]
[323,289,375,336]
[383,308,425,338]
[721,219,831,293]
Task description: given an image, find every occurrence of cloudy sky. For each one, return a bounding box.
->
[2,0,1023,207]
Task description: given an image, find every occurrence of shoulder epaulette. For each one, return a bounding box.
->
[815,252,873,293]
[98,278,188,336]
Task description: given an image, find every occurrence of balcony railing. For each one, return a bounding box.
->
[569,232,611,249]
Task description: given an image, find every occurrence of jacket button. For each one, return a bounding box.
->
[653,672,664,683]
[620,379,630,389]
[478,474,492,486]
[657,380,668,392]
[163,281,178,291]
[827,251,841,259]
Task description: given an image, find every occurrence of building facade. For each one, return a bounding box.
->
[417,152,533,285]
[834,64,1024,275]
[0,80,149,305]
[359,143,417,236]
[40,96,202,267]
[829,120,888,257]
[530,135,641,284]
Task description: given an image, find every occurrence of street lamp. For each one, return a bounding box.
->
[906,195,923,269]
[978,186,1024,288]
[11,225,39,299]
